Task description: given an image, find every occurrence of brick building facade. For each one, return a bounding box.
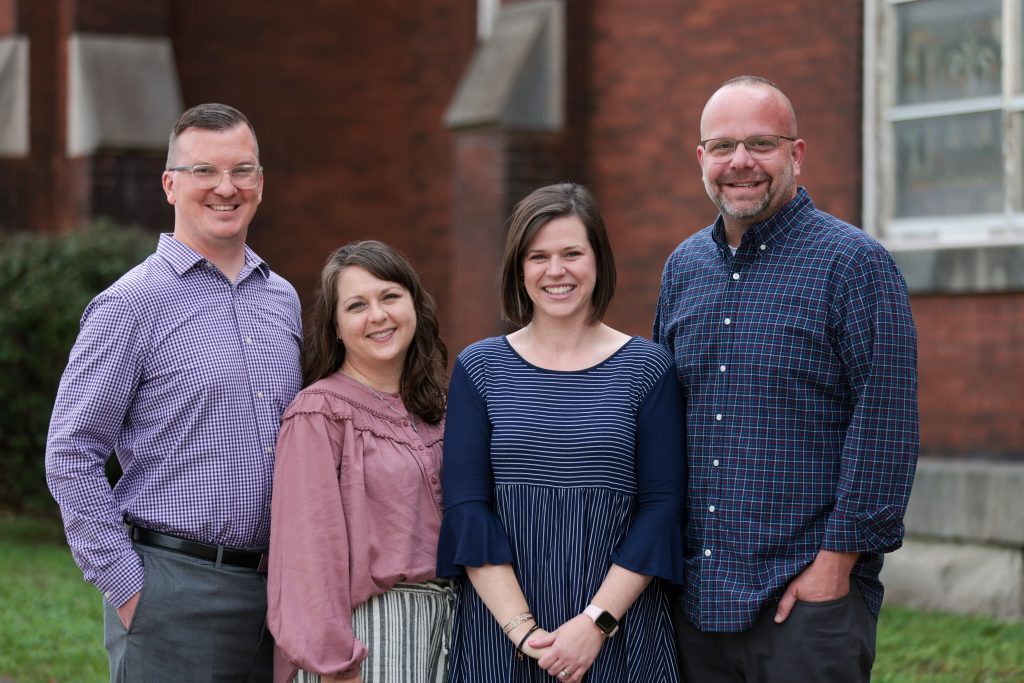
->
[1,0,1021,463]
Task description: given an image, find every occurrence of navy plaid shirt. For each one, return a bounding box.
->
[46,235,303,606]
[654,188,918,632]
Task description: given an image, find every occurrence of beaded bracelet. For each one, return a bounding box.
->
[502,611,535,635]
[516,624,542,661]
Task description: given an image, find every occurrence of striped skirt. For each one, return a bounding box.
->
[295,580,456,683]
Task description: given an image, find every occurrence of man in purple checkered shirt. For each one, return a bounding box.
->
[46,103,302,682]
[654,76,918,682]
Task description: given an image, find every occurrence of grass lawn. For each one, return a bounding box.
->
[0,513,106,682]
[1,513,1021,682]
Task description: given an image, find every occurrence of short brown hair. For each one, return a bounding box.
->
[302,240,448,424]
[166,103,259,168]
[499,183,616,327]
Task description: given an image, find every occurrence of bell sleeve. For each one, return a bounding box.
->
[436,358,514,577]
[610,365,687,584]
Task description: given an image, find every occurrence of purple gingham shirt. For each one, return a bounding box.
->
[654,188,919,632]
[46,234,302,607]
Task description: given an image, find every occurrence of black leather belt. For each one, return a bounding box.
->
[130,526,267,571]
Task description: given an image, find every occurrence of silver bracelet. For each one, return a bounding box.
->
[501,611,535,634]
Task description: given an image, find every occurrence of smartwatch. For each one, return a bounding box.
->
[583,604,619,636]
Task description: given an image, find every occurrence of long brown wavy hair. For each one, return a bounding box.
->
[302,241,448,424]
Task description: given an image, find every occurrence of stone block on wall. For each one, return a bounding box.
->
[881,539,1024,620]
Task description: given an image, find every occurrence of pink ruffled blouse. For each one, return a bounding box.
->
[267,371,444,682]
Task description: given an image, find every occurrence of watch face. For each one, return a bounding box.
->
[594,610,618,634]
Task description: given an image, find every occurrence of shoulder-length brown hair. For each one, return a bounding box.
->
[499,182,617,328]
[302,240,448,424]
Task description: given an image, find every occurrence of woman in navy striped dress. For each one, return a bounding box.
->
[437,183,686,682]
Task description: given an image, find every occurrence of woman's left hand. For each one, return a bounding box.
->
[529,614,605,682]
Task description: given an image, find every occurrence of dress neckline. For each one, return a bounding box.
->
[500,335,638,374]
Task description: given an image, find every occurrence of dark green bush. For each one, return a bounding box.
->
[0,222,155,513]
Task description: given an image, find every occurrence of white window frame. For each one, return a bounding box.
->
[864,0,1024,249]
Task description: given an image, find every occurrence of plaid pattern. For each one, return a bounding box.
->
[654,188,919,632]
[46,234,302,607]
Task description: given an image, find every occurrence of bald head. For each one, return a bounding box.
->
[700,77,798,140]
[695,76,806,240]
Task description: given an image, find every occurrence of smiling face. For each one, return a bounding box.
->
[521,215,597,325]
[162,123,263,256]
[697,84,805,235]
[334,265,417,381]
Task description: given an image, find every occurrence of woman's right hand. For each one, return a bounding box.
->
[518,627,552,659]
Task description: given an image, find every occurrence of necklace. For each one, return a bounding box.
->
[342,368,419,433]
[365,384,418,433]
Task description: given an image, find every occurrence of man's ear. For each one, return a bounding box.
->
[791,138,806,177]
[162,171,176,205]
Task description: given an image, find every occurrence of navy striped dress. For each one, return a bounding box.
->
[437,336,686,682]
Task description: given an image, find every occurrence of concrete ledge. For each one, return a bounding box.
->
[881,539,1024,620]
[892,244,1024,294]
[904,458,1024,545]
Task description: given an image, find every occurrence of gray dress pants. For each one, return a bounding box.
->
[104,543,273,683]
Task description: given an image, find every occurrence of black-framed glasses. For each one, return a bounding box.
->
[699,135,796,162]
[167,164,263,189]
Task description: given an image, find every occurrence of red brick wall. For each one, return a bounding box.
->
[588,0,865,336]
[913,295,1024,459]
[6,0,1019,458]
[166,2,476,337]
[74,0,168,34]
[0,0,14,35]
[0,0,90,234]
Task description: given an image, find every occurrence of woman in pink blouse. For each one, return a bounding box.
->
[268,240,450,683]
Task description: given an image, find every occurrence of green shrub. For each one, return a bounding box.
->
[0,222,155,513]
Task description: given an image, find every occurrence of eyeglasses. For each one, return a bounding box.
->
[167,164,263,189]
[699,135,796,162]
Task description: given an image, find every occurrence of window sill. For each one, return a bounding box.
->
[888,243,1024,294]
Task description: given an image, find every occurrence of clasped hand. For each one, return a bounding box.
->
[524,615,605,682]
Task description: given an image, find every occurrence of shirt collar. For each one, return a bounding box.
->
[711,186,814,256]
[156,233,270,280]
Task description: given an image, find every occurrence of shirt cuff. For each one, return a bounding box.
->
[94,552,145,608]
[822,507,905,554]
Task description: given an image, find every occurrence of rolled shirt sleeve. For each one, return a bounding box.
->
[823,245,919,554]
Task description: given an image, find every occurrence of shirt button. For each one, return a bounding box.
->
[715,414,723,421]
[256,391,264,398]
[244,336,253,345]
[719,365,726,372]
[265,446,273,454]
[713,459,720,467]
[732,273,740,281]
[723,317,731,326]
[104,591,112,599]
[708,505,716,512]
[760,244,767,251]
[704,549,712,557]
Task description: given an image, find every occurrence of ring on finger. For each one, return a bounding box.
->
[559,669,571,679]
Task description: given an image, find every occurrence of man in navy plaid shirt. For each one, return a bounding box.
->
[654,76,918,682]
